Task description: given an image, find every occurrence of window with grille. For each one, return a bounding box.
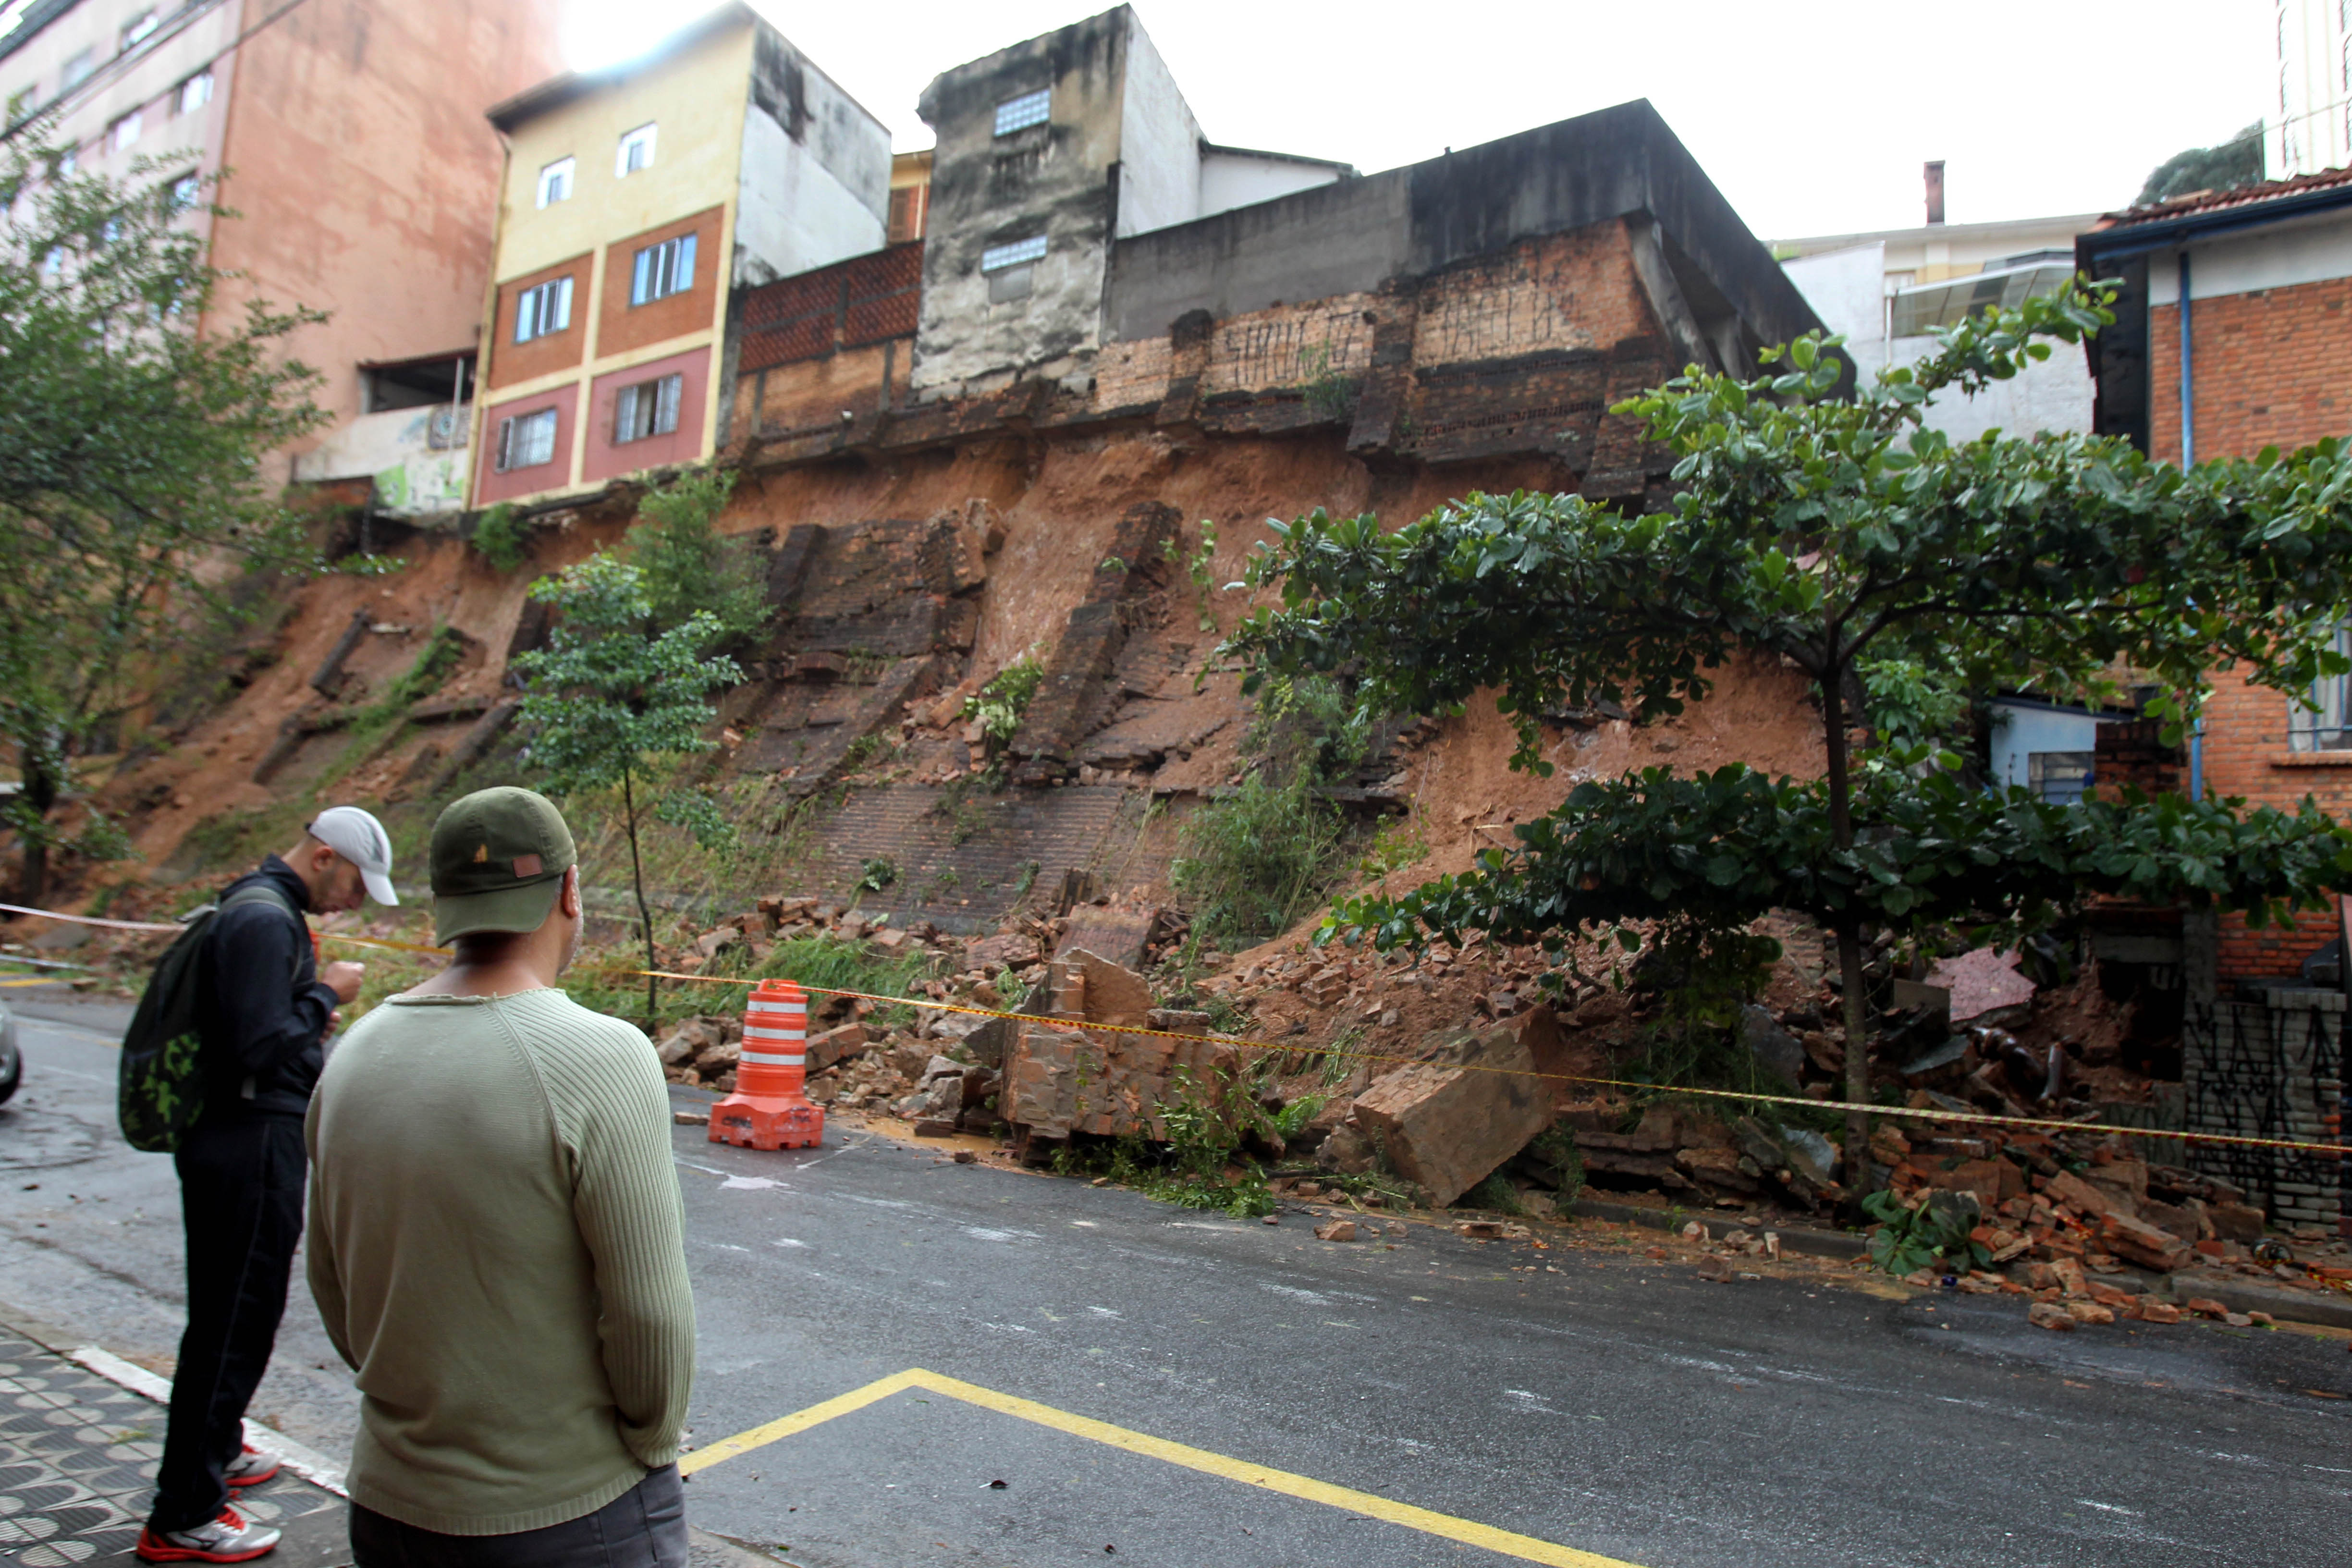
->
[513,276,573,343]
[630,233,696,305]
[612,373,683,444]
[495,408,559,472]
[980,234,1047,272]
[175,71,212,115]
[2026,751,2095,806]
[994,88,1049,136]
[536,157,574,209]
[2291,621,2352,751]
[617,122,657,177]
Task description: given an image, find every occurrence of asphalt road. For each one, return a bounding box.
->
[4,990,2350,1568]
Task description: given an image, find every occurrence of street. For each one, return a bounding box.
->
[4,992,2349,1568]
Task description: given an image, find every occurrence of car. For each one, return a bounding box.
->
[0,995,19,1106]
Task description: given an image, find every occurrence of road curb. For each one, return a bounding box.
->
[1567,1196,1871,1260]
[2165,1271,2352,1331]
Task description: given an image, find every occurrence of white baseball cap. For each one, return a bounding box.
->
[308,806,399,906]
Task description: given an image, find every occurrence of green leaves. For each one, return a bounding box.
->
[1325,759,2349,958]
[1,131,328,896]
[513,552,740,839]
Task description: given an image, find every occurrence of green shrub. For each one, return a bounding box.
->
[963,649,1045,757]
[1172,772,1346,951]
[1863,1189,1988,1277]
[470,503,527,573]
[627,466,767,645]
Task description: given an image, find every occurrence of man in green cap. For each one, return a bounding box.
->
[304,787,696,1565]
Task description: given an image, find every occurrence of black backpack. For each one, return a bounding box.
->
[117,882,302,1152]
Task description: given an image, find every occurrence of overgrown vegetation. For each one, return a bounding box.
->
[626,467,768,648]
[1863,1188,1988,1277]
[962,648,1044,764]
[1,131,327,903]
[1163,519,1220,632]
[514,553,741,1019]
[1056,1057,1329,1217]
[316,624,465,789]
[1172,674,1367,952]
[470,503,528,574]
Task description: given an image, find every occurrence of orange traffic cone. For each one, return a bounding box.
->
[710,979,825,1150]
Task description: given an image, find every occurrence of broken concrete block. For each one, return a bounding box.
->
[1351,1025,1552,1208]
[1314,1220,1358,1242]
[2205,1201,2267,1243]
[998,951,1242,1140]
[1739,1004,1805,1083]
[1315,1122,1375,1175]
[1927,946,2036,1024]
[2044,1169,2131,1221]
[806,1024,868,1073]
[2138,1298,2183,1324]
[2027,1301,2078,1331]
[657,1016,727,1067]
[2095,1212,2193,1273]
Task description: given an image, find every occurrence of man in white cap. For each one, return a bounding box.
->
[139,808,393,1564]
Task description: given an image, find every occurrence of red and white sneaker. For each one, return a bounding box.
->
[224,1445,280,1488]
[135,1505,281,1563]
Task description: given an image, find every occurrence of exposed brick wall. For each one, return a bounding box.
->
[2140,275,2352,983]
[737,243,922,374]
[2196,662,2352,979]
[2147,277,2352,464]
[2091,720,2180,800]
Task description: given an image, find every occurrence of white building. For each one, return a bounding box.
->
[1776,211,2100,439]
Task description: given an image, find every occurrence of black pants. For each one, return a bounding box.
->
[350,1466,689,1568]
[150,1115,307,1532]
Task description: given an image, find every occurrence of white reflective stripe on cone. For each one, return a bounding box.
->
[743,1025,807,1041]
[740,1050,806,1067]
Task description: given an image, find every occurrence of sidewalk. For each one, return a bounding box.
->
[0,1323,349,1567]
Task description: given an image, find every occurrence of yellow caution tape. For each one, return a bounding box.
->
[7,898,2343,1159]
[625,968,2351,1160]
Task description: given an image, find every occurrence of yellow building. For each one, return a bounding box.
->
[471,2,889,508]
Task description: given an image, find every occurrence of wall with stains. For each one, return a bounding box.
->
[204,0,567,444]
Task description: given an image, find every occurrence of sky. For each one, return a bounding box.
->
[563,0,2277,241]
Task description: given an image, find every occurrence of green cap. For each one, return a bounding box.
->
[429,787,577,945]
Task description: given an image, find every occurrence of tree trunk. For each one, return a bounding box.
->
[13,746,59,908]
[622,767,656,1023]
[1819,662,1875,1197]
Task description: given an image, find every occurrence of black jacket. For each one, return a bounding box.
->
[195,856,340,1120]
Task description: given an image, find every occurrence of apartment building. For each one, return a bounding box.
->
[468,1,889,508]
[0,0,565,514]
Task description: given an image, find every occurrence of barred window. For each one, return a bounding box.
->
[495,408,558,472]
[980,234,1047,272]
[2290,621,2352,751]
[993,89,1050,136]
[612,373,682,444]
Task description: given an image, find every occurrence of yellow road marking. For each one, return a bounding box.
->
[685,1367,1645,1568]
[0,976,69,987]
[680,1369,920,1474]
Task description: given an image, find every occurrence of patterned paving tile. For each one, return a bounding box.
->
[0,1331,336,1567]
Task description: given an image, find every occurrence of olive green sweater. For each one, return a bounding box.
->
[305,989,695,1535]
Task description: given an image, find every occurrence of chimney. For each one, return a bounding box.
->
[1924,159,1946,226]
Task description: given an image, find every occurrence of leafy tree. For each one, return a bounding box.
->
[1223,282,2352,1190]
[626,467,768,647]
[513,554,739,1019]
[2136,123,2264,208]
[0,134,327,903]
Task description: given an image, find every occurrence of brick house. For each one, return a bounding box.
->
[2078,174,2352,1231]
[2079,169,2352,989]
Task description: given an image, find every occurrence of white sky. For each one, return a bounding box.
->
[564,0,2277,241]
